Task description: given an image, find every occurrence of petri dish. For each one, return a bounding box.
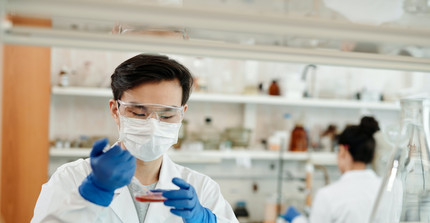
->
[135,192,167,202]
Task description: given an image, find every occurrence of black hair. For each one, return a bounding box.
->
[111,54,193,105]
[338,116,380,164]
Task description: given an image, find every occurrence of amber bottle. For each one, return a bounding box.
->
[289,124,308,152]
[268,80,280,96]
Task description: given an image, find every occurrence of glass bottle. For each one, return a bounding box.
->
[289,123,308,152]
[269,80,281,96]
[370,98,430,223]
[200,117,220,150]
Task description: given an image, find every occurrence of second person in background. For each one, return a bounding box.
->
[283,116,382,223]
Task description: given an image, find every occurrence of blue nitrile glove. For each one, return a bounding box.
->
[162,178,217,223]
[282,206,301,223]
[79,138,136,206]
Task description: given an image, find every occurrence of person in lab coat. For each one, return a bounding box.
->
[283,116,382,223]
[31,54,239,223]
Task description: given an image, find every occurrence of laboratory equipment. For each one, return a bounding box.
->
[269,80,281,96]
[289,123,308,152]
[135,192,167,202]
[370,98,430,222]
[131,177,167,203]
[301,64,317,98]
[320,124,338,152]
[268,131,288,151]
[200,117,221,150]
[225,127,252,148]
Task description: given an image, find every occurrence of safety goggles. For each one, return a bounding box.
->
[117,100,184,123]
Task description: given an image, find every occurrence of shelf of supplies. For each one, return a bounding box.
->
[51,86,400,111]
[49,148,337,165]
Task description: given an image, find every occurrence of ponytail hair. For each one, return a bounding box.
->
[338,116,380,164]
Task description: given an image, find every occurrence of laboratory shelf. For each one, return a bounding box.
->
[7,0,430,47]
[49,148,337,165]
[4,26,430,73]
[51,86,400,111]
[50,148,90,157]
[4,1,430,72]
[51,86,113,97]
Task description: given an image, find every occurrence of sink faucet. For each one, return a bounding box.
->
[301,64,317,98]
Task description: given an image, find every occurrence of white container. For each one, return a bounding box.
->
[283,74,305,99]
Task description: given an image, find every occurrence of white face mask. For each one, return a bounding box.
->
[118,115,182,161]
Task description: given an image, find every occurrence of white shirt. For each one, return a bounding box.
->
[31,154,238,223]
[294,169,381,223]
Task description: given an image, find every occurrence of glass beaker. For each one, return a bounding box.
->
[370,98,430,223]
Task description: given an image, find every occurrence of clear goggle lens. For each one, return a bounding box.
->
[117,100,183,123]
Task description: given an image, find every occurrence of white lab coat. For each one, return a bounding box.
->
[293,169,381,223]
[31,154,239,223]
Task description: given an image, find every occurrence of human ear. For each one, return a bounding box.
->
[109,99,120,127]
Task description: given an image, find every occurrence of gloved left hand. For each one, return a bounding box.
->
[162,178,217,223]
[282,206,302,223]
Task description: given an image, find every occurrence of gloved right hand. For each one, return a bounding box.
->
[282,206,302,223]
[79,138,136,206]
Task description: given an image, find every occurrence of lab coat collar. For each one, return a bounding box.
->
[156,153,182,190]
[110,186,139,222]
[340,169,377,181]
[145,153,183,222]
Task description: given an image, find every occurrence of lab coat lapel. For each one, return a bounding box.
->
[145,154,183,222]
[110,186,139,222]
[157,154,182,190]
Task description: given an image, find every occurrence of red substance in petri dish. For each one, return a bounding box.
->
[135,193,167,202]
